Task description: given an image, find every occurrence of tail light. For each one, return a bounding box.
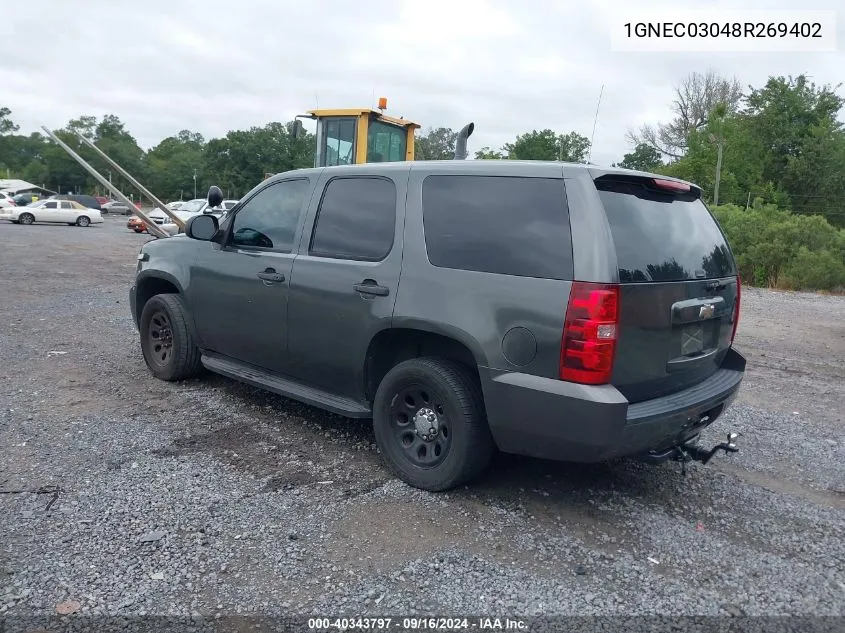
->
[730,274,741,345]
[560,282,620,385]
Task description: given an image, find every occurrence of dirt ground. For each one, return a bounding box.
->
[0,217,843,627]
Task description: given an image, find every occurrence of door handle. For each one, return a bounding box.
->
[354,280,390,297]
[257,269,285,283]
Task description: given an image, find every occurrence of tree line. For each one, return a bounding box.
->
[1,70,843,290]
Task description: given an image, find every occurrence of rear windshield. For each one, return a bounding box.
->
[595,178,735,283]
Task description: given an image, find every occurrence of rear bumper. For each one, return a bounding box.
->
[481,348,746,462]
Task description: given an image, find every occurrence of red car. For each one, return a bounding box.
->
[126,216,148,233]
[95,196,110,206]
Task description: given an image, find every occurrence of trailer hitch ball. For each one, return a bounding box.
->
[675,431,741,475]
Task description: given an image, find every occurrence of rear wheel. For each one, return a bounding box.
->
[19,213,34,225]
[139,294,203,381]
[373,357,494,491]
[76,216,90,227]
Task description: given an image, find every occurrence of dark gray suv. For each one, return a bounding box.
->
[130,160,745,491]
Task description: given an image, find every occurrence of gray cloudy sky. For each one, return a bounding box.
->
[1,0,842,165]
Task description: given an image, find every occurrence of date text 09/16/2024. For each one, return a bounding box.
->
[308,617,528,630]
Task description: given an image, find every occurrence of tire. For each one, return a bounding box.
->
[19,213,34,225]
[76,216,90,227]
[139,294,203,381]
[373,357,494,491]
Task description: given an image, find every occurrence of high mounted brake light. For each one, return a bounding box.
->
[652,178,691,192]
[560,282,620,385]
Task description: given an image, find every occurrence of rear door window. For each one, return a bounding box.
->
[595,177,735,283]
[422,175,573,280]
[309,177,396,261]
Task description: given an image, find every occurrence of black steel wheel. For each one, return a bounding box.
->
[76,216,90,227]
[147,309,173,366]
[139,294,203,381]
[373,357,494,491]
[19,213,34,225]
[388,384,453,469]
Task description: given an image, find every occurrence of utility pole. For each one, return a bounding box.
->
[745,191,751,211]
[193,168,197,199]
[713,139,723,206]
[709,102,727,208]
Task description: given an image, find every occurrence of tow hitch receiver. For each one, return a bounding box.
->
[679,432,740,466]
[640,432,740,475]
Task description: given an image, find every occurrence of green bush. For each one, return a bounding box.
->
[711,202,845,291]
[780,248,845,291]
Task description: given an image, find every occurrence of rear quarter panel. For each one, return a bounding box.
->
[394,162,575,380]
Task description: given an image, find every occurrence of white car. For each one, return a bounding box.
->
[0,191,16,209]
[2,199,103,227]
[147,198,237,234]
[146,199,208,225]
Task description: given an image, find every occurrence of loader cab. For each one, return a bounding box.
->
[305,102,420,167]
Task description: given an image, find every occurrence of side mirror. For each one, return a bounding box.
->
[185,214,218,241]
[207,185,223,209]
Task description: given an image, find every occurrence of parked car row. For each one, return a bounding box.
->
[3,192,146,214]
[126,198,239,233]
[0,199,104,226]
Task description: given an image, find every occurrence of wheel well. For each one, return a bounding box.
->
[364,329,481,402]
[135,277,179,322]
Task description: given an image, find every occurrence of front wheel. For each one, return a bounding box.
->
[76,216,90,227]
[139,294,203,381]
[18,213,34,225]
[373,357,494,491]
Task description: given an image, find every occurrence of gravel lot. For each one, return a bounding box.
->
[1,218,843,629]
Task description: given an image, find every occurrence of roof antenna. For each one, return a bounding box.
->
[587,84,604,164]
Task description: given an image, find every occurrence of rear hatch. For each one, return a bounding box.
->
[594,174,738,403]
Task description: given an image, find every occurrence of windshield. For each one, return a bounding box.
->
[179,200,205,213]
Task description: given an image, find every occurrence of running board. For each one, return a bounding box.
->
[201,353,372,418]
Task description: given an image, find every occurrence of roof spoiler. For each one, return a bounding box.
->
[453,122,475,160]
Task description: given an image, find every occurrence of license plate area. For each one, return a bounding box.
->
[677,320,719,358]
